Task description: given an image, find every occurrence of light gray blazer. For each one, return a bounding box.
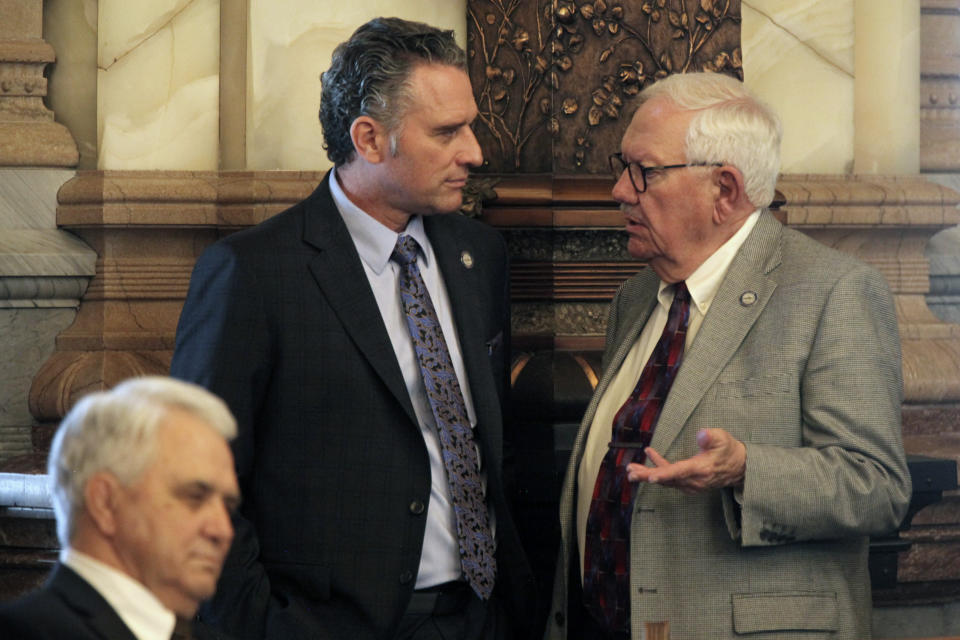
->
[546,211,911,640]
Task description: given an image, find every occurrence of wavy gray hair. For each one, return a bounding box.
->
[319,16,466,165]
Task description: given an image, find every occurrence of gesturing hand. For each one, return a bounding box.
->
[625,428,746,495]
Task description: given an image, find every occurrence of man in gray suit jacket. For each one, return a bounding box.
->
[546,72,911,640]
[171,17,533,640]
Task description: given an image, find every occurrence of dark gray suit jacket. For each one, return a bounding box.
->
[0,565,137,640]
[171,171,534,639]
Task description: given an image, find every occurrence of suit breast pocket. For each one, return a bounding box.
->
[708,373,801,444]
[716,373,796,399]
[732,591,838,634]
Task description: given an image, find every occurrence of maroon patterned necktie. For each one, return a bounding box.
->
[582,281,690,635]
[391,235,497,600]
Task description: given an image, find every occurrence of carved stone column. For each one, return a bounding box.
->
[0,0,77,167]
[19,170,324,469]
[0,0,90,468]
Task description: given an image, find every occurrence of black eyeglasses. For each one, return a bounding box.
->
[609,153,722,193]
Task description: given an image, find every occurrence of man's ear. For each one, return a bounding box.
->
[83,472,121,537]
[349,116,389,164]
[713,165,752,225]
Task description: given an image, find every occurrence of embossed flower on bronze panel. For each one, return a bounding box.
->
[511,27,530,52]
[556,2,576,23]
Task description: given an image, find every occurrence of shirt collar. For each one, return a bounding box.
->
[657,209,761,313]
[61,547,176,640]
[330,168,432,273]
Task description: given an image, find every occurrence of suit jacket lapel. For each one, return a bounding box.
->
[648,211,784,457]
[49,565,139,640]
[424,215,503,462]
[302,171,418,425]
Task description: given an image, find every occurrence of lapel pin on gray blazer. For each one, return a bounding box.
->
[546,72,910,640]
[171,17,534,640]
[0,377,240,640]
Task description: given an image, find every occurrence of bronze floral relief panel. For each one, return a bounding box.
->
[467,0,742,175]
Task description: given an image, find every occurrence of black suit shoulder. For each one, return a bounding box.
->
[0,566,136,640]
[425,208,507,250]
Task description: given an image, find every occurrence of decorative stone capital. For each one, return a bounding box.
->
[0,0,77,167]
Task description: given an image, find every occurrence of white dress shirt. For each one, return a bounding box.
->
[61,547,176,640]
[330,170,478,588]
[576,211,761,574]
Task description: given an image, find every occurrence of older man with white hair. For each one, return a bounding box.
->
[0,376,240,640]
[546,72,911,640]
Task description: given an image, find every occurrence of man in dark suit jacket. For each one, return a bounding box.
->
[170,17,534,640]
[0,377,240,640]
[2,565,140,640]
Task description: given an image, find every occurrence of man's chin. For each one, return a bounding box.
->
[627,238,655,261]
[184,578,219,603]
[424,195,464,216]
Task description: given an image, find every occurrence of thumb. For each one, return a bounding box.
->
[696,428,713,451]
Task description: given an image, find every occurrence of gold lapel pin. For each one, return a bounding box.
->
[461,251,474,269]
[740,291,758,306]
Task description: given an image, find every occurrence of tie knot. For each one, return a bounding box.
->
[673,281,689,304]
[392,235,420,266]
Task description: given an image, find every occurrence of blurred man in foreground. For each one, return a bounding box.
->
[0,376,240,640]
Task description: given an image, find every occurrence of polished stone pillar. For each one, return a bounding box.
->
[0,0,92,467]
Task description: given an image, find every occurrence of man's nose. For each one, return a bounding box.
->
[204,498,235,544]
[612,168,639,204]
[459,126,483,168]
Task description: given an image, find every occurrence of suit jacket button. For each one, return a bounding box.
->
[554,612,565,626]
[399,570,414,584]
[409,500,426,515]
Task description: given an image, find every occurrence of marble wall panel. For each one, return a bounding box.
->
[0,169,70,230]
[742,0,855,174]
[246,0,466,171]
[854,0,920,174]
[0,308,75,465]
[503,229,630,262]
[97,0,219,170]
[44,0,97,169]
[512,302,609,338]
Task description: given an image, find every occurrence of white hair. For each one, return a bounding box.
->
[47,376,237,546]
[637,72,782,209]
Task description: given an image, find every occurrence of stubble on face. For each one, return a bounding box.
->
[377,64,482,221]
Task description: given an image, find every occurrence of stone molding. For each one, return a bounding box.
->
[0,276,88,309]
[24,170,960,419]
[777,175,960,404]
[922,0,960,172]
[0,0,77,168]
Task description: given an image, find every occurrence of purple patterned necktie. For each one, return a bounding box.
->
[391,235,497,600]
[582,281,690,635]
